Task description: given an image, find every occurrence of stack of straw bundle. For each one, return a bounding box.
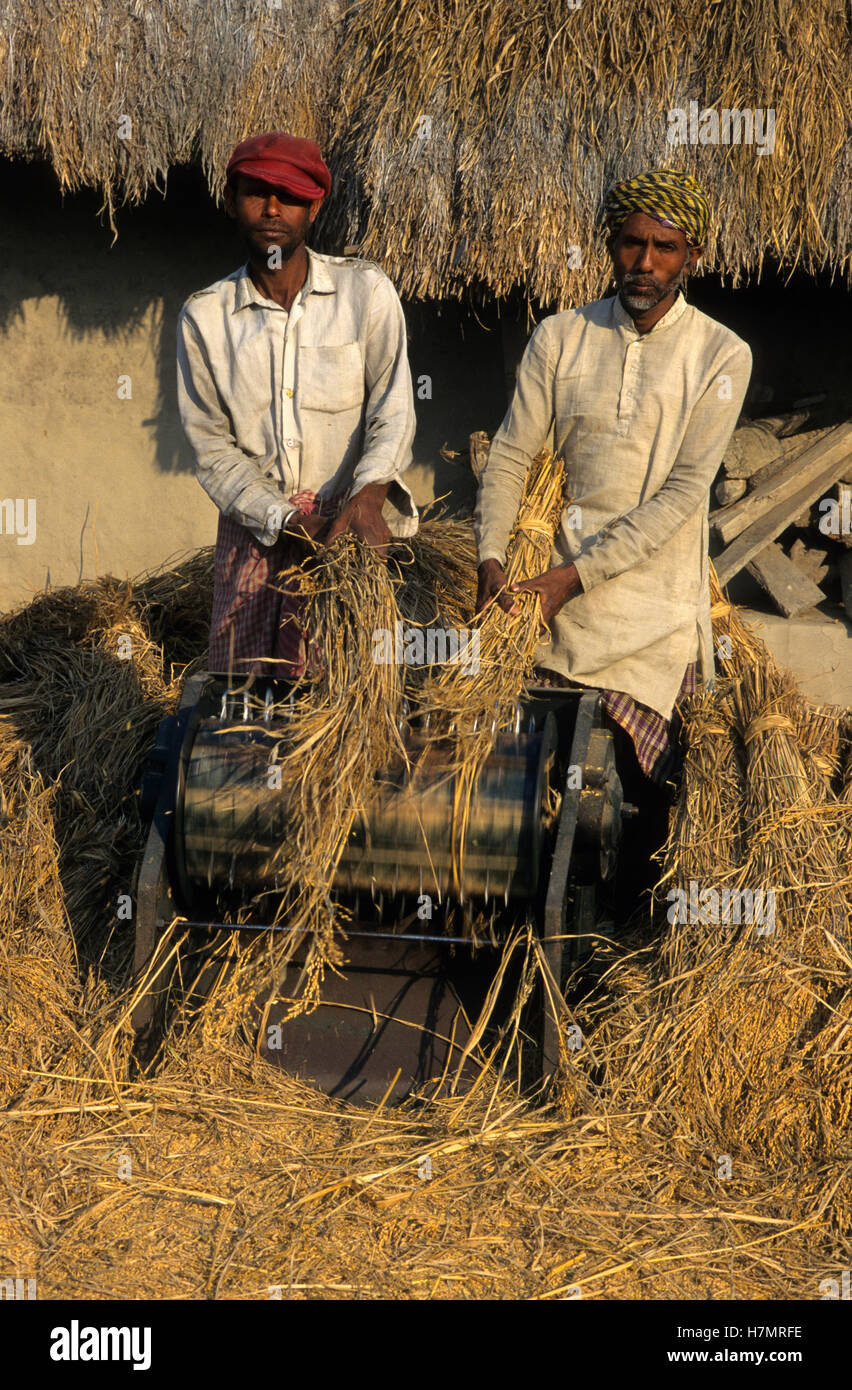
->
[569,566,852,1230]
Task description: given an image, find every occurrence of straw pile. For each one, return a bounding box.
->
[565,568,852,1233]
[0,733,79,1103]
[2,3,851,300]
[1,541,851,1299]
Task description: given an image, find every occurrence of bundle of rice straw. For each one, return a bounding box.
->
[571,570,852,1229]
[202,535,408,1032]
[389,515,478,634]
[3,544,852,1296]
[0,732,81,1102]
[417,450,566,891]
[193,491,559,1032]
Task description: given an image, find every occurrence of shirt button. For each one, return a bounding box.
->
[284,388,294,398]
[286,438,298,448]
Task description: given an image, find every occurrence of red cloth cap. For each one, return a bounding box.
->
[226,132,331,200]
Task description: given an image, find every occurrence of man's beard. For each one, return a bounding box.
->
[619,265,686,314]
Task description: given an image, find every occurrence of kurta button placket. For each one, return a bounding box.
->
[618,340,637,427]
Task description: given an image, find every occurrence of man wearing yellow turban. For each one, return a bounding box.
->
[604,168,710,249]
[475,167,751,884]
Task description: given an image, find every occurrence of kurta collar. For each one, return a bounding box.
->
[612,288,689,336]
[232,247,335,312]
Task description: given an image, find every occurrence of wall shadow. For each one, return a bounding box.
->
[0,158,509,495]
[2,155,851,501]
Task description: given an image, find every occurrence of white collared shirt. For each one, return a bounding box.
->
[177,248,418,544]
[475,292,752,717]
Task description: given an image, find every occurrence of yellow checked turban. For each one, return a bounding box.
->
[603,168,710,246]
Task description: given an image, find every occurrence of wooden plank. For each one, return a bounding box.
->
[714,475,746,506]
[714,456,849,587]
[744,426,833,493]
[710,424,852,545]
[722,412,811,479]
[746,543,825,618]
[788,539,829,584]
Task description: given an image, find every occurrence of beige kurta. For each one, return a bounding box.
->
[177,248,418,546]
[475,292,752,718]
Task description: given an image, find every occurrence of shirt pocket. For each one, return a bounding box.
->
[553,368,598,423]
[298,342,364,413]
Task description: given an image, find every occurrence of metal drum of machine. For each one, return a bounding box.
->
[134,673,631,1100]
[175,693,558,910]
[339,721,557,904]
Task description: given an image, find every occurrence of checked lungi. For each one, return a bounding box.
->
[535,661,699,788]
[209,488,339,680]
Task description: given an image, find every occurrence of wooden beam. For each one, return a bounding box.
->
[714,456,849,587]
[788,539,829,585]
[746,543,825,617]
[710,424,852,545]
[714,476,746,506]
[741,426,833,495]
[722,412,811,479]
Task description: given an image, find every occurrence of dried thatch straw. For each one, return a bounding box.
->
[329,0,852,302]
[389,515,478,634]
[0,552,216,1104]
[841,715,852,805]
[4,1030,845,1301]
[159,520,482,1042]
[2,4,851,299]
[655,681,746,974]
[223,535,408,1025]
[0,577,192,974]
[0,1,341,226]
[0,732,80,1103]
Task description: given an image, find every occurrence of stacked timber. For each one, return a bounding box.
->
[710,415,852,619]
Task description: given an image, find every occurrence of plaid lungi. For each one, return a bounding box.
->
[534,662,700,787]
[209,489,340,680]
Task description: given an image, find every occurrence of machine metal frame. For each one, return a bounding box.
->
[133,674,629,1098]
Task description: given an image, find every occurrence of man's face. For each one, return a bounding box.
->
[609,212,702,314]
[224,174,322,259]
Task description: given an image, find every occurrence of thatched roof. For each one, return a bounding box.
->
[2,1,851,305]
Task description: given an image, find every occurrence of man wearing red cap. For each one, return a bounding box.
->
[177,132,418,677]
